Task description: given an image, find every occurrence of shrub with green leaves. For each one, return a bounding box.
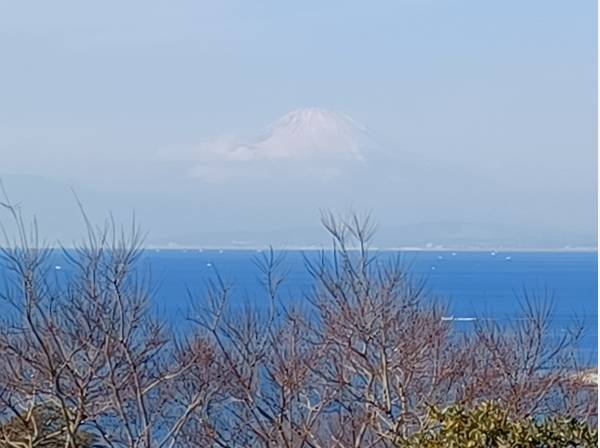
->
[0,404,95,448]
[396,401,598,448]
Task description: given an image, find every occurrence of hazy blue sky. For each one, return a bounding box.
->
[0,1,596,247]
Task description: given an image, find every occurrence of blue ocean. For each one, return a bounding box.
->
[1,249,596,360]
[139,249,598,360]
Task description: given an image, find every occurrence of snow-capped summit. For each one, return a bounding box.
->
[223,107,376,162]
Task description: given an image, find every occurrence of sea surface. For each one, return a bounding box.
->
[2,249,598,360]
[137,249,598,361]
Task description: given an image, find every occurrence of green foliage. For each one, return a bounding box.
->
[397,401,598,448]
[0,404,95,448]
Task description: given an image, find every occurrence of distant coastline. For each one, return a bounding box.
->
[138,244,599,253]
[8,243,596,253]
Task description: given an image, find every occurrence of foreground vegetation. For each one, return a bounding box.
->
[0,205,596,447]
[398,401,597,447]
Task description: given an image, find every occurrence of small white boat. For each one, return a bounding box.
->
[441,316,477,322]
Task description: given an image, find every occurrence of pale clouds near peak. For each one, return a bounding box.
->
[157,108,371,182]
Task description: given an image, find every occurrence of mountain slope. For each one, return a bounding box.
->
[219,107,376,162]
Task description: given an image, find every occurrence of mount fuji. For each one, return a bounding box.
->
[155,106,488,190]
[214,107,379,163]
[164,106,481,201]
